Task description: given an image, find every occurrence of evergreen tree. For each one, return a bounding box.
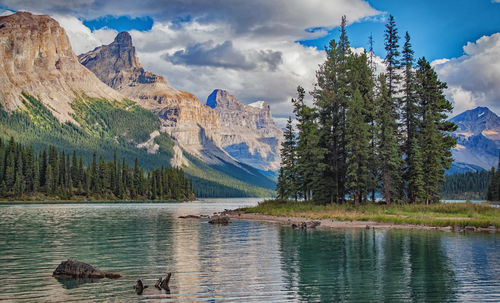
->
[376,74,402,206]
[312,16,350,203]
[416,57,457,204]
[277,117,298,200]
[346,89,370,206]
[293,86,323,202]
[401,32,423,203]
[384,14,401,100]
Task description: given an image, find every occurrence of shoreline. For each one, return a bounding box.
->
[226,211,498,233]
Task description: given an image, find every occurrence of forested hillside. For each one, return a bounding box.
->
[0,137,193,200]
[0,94,274,198]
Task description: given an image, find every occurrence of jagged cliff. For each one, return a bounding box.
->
[0,12,124,123]
[207,89,283,171]
[79,32,229,165]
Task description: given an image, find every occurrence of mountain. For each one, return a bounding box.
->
[0,12,274,197]
[0,12,124,122]
[449,107,500,171]
[78,32,231,166]
[206,89,283,171]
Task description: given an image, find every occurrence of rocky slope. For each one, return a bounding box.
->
[449,107,500,170]
[0,12,124,123]
[206,89,283,171]
[79,32,230,165]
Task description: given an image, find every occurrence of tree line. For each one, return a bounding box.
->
[441,170,490,200]
[0,137,194,200]
[277,15,457,205]
[487,156,500,201]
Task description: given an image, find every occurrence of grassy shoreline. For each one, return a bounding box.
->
[241,199,500,229]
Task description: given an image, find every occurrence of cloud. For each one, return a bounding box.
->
[52,15,117,55]
[164,40,282,71]
[433,33,500,115]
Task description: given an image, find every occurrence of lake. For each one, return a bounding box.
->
[1,198,499,302]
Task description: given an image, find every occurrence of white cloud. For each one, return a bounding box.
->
[433,33,500,116]
[52,15,117,55]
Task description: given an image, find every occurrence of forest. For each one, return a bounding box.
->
[0,137,194,201]
[277,15,457,205]
[487,157,500,201]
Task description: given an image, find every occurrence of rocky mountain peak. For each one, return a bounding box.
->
[450,106,500,140]
[0,12,124,122]
[205,89,283,171]
[449,107,500,170]
[207,89,245,111]
[80,32,229,165]
[113,31,133,47]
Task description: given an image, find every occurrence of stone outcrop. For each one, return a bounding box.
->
[206,89,283,171]
[79,32,228,165]
[52,259,121,279]
[0,12,124,123]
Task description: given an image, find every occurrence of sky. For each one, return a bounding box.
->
[1,0,499,126]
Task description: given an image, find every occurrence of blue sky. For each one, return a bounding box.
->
[300,0,500,61]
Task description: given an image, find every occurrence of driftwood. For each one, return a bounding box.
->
[52,259,121,279]
[208,216,232,225]
[160,273,172,290]
[134,279,148,295]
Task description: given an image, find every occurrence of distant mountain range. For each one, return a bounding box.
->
[449,106,500,174]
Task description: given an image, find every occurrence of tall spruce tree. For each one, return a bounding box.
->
[277,117,298,200]
[346,89,370,206]
[416,57,457,204]
[293,86,323,202]
[401,32,424,203]
[312,16,351,203]
[376,74,402,206]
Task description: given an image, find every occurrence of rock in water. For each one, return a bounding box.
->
[208,216,232,225]
[52,259,121,279]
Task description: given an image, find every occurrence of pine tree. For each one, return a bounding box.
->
[346,89,370,206]
[401,32,423,203]
[312,16,351,204]
[277,117,297,200]
[416,57,457,204]
[376,74,402,206]
[293,86,323,202]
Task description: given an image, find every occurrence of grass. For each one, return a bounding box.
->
[242,199,500,228]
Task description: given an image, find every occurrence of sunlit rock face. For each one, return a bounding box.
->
[206,89,283,171]
[0,12,124,123]
[79,32,230,164]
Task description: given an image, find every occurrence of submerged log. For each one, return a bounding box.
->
[52,259,121,279]
[208,216,232,225]
[134,279,148,295]
[179,215,201,219]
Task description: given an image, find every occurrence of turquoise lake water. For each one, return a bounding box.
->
[0,198,499,302]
